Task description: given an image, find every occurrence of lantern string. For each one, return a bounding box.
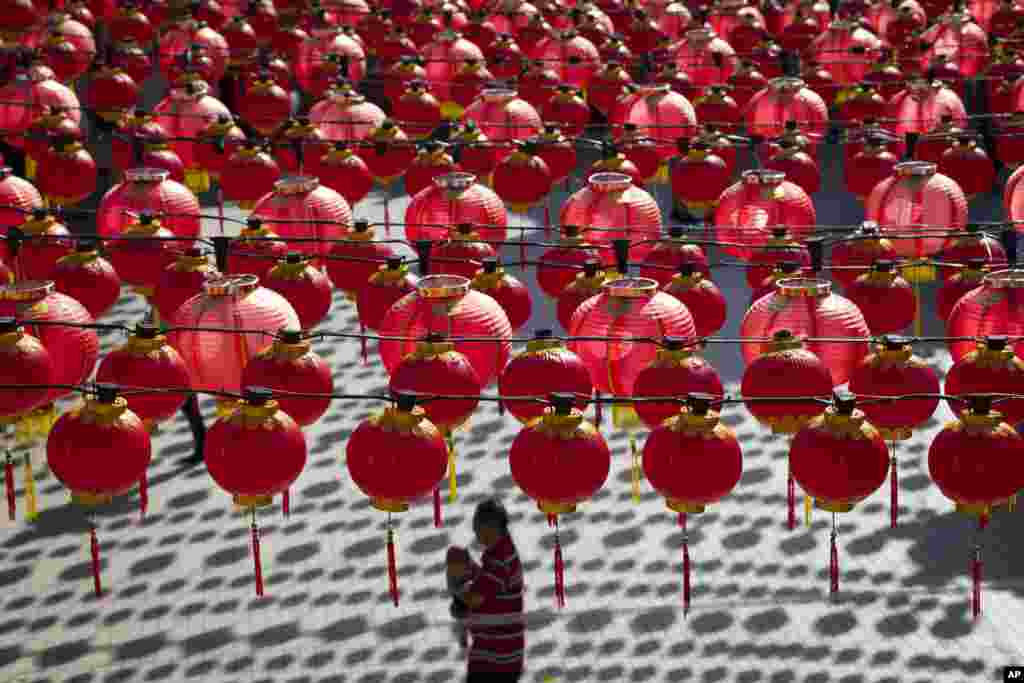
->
[553,516,565,609]
[830,514,839,599]
[387,514,400,607]
[251,507,264,598]
[972,542,983,621]
[89,521,102,599]
[433,486,442,529]
[787,443,796,532]
[682,515,691,617]
[890,441,899,530]
[4,451,14,522]
[630,435,641,504]
[23,452,37,521]
[282,488,290,519]
[139,470,148,520]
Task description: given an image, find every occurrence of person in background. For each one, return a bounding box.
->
[446,498,525,682]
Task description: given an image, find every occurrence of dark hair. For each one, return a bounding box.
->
[473,498,509,534]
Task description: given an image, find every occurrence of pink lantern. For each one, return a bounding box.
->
[672,27,738,89]
[421,28,486,117]
[308,82,387,144]
[153,80,232,194]
[96,168,200,240]
[560,172,662,262]
[887,79,968,138]
[947,269,1024,363]
[463,88,543,160]
[611,83,697,166]
[404,172,507,243]
[296,23,367,95]
[250,176,353,263]
[809,19,882,89]
[741,277,870,386]
[920,11,989,80]
[714,169,816,261]
[0,62,81,148]
[168,275,300,397]
[533,29,601,90]
[745,77,829,147]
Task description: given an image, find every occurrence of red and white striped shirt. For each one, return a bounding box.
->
[461,534,525,673]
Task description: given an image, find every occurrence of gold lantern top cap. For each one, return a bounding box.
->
[481,88,518,103]
[983,268,1024,289]
[203,274,259,297]
[125,167,170,184]
[636,83,671,97]
[604,277,658,298]
[777,277,830,297]
[895,160,936,177]
[0,280,54,302]
[743,168,785,185]
[435,171,476,191]
[589,172,632,192]
[418,274,470,299]
[274,175,319,195]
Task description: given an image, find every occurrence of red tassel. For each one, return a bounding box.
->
[547,513,555,527]
[251,521,264,597]
[360,322,368,365]
[594,392,602,424]
[980,511,990,530]
[433,486,442,528]
[5,458,15,521]
[387,526,399,606]
[282,489,290,518]
[553,525,565,609]
[972,546,982,620]
[139,471,148,519]
[384,201,391,237]
[829,530,839,596]
[90,525,102,598]
[787,467,796,531]
[682,537,691,615]
[679,512,687,528]
[890,449,898,529]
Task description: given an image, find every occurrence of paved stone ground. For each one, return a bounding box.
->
[1,75,1023,683]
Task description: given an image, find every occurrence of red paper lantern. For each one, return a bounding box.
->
[95,324,191,427]
[110,111,167,176]
[357,257,420,332]
[938,135,997,199]
[153,80,232,193]
[633,340,724,429]
[537,225,610,298]
[326,220,394,297]
[0,318,52,421]
[451,59,495,112]
[611,83,697,166]
[585,145,645,188]
[168,275,300,396]
[308,82,387,144]
[87,65,139,124]
[937,260,988,321]
[238,75,292,136]
[745,77,828,147]
[920,11,989,80]
[542,85,591,139]
[499,329,593,424]
[487,33,526,82]
[996,110,1024,169]
[913,115,964,165]
[569,277,696,398]
[838,83,887,126]
[848,336,940,441]
[843,261,917,334]
[219,143,281,211]
[194,114,246,183]
[225,218,288,282]
[560,172,662,261]
[945,335,1024,425]
[936,225,1008,281]
[388,334,482,434]
[105,212,182,296]
[403,142,458,199]
[887,79,968,138]
[250,176,353,264]
[0,168,42,234]
[672,27,738,89]
[588,61,634,117]
[556,260,614,332]
[692,85,742,134]
[151,247,219,323]
[51,243,121,320]
[745,228,811,290]
[296,24,366,94]
[809,20,881,89]
[271,118,330,177]
[13,209,71,282]
[361,120,418,187]
[97,168,200,240]
[241,330,334,427]
[533,126,577,187]
[0,63,81,149]
[741,278,870,386]
[160,19,230,82]
[463,88,542,158]
[307,145,372,207]
[34,137,97,207]
[865,161,968,280]
[392,81,443,140]
[670,142,732,221]
[929,395,1024,515]
[492,142,552,214]
[714,169,816,261]
[509,395,610,514]
[727,60,768,109]
[661,267,727,339]
[947,269,1024,362]
[421,28,486,116]
[789,394,890,510]
[378,275,512,385]
[845,134,900,201]
[452,120,500,181]
[533,28,600,90]
[471,258,532,331]
[765,141,820,195]
[346,395,448,512]
[616,124,662,185]
[47,385,151,503]
[741,330,832,434]
[431,223,497,280]
[405,172,508,243]
[830,221,898,290]
[262,253,333,331]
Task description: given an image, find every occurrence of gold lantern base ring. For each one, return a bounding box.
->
[72,491,114,507]
[667,499,706,514]
[956,501,996,517]
[538,500,577,515]
[814,499,855,513]
[234,494,274,508]
[372,498,410,513]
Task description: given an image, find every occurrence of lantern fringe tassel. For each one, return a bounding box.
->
[890,442,899,529]
[630,436,641,503]
[384,202,391,237]
[360,322,368,365]
[90,524,102,598]
[282,489,290,518]
[251,513,264,598]
[433,486,442,528]
[829,520,839,597]
[680,512,691,616]
[24,454,37,521]
[139,471,148,519]
[553,517,565,609]
[387,520,399,607]
[447,436,457,503]
[5,454,14,521]
[787,466,796,531]
[972,544,982,621]
[804,495,812,528]
[594,392,602,425]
